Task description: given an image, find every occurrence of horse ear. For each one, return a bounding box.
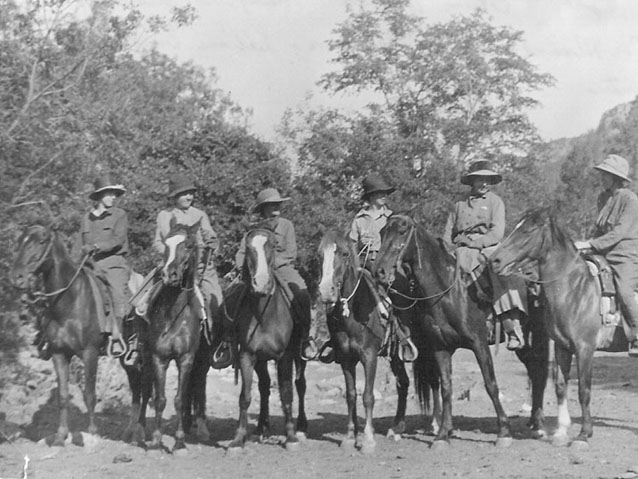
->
[190,218,202,236]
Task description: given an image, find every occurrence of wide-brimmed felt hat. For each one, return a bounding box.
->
[361,174,395,199]
[253,188,290,213]
[594,154,631,182]
[89,174,126,201]
[168,174,197,198]
[460,160,502,185]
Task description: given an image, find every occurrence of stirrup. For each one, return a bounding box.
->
[398,337,419,362]
[108,337,127,358]
[211,341,233,369]
[122,349,139,367]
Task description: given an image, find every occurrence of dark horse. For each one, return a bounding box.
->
[374,215,549,448]
[227,228,307,451]
[317,230,440,453]
[11,225,146,446]
[490,207,628,448]
[144,219,210,451]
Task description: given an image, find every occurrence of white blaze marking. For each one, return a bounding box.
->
[319,243,336,301]
[251,234,269,291]
[163,234,185,276]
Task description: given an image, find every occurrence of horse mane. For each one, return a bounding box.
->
[519,207,575,252]
[389,214,453,268]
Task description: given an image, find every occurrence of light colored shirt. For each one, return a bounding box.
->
[235,217,297,270]
[153,206,218,255]
[590,187,638,263]
[443,191,505,250]
[349,205,393,253]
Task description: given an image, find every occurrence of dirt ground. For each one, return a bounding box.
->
[2,345,638,479]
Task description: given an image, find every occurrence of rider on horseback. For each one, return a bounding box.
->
[574,154,638,357]
[443,160,528,351]
[78,174,131,357]
[213,187,318,365]
[347,174,417,362]
[151,174,223,341]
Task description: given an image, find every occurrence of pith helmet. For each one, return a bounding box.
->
[361,174,395,199]
[253,188,290,213]
[89,174,126,201]
[168,174,197,198]
[594,154,631,182]
[460,160,502,186]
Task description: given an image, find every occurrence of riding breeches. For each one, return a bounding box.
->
[610,261,638,335]
[95,255,131,325]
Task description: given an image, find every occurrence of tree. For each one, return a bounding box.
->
[320,2,554,168]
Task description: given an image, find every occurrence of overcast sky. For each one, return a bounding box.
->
[136,0,638,142]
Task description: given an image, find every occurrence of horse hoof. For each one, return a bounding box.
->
[359,440,376,455]
[551,435,570,447]
[431,439,450,450]
[340,438,356,452]
[386,429,401,442]
[495,436,513,448]
[50,434,66,447]
[571,439,589,450]
[285,439,300,452]
[531,429,548,440]
[174,447,189,457]
[227,439,244,452]
[296,431,308,442]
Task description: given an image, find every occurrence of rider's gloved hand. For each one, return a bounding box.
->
[81,243,99,256]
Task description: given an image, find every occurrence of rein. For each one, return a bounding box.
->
[25,234,91,303]
[385,222,459,306]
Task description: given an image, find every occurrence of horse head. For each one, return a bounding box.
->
[491,207,557,276]
[243,228,276,296]
[161,218,200,287]
[12,225,54,290]
[373,215,415,287]
[318,230,356,305]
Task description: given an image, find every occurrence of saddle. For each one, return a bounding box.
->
[584,254,618,325]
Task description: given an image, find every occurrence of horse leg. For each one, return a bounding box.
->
[340,359,358,451]
[552,344,572,447]
[121,360,146,446]
[432,349,453,449]
[149,355,169,450]
[255,360,271,439]
[515,341,549,439]
[387,354,409,441]
[173,354,195,451]
[188,342,211,443]
[295,358,308,439]
[471,339,512,447]
[412,350,441,437]
[229,353,255,450]
[51,353,71,446]
[277,353,299,451]
[572,345,595,448]
[358,351,377,454]
[81,347,99,436]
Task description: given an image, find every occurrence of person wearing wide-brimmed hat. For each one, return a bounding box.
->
[218,187,317,362]
[443,159,527,351]
[350,174,396,269]
[78,173,131,357]
[343,174,417,363]
[150,173,223,340]
[574,154,638,356]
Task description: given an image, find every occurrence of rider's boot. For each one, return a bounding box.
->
[501,310,525,351]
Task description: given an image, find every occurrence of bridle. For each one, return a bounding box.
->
[383,219,459,306]
[19,230,90,303]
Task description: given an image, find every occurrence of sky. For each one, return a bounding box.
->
[135,0,638,143]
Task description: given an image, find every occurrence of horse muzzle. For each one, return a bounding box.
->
[375,266,394,287]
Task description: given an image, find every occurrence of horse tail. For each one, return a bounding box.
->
[413,351,439,416]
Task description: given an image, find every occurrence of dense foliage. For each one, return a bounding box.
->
[2,0,637,320]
